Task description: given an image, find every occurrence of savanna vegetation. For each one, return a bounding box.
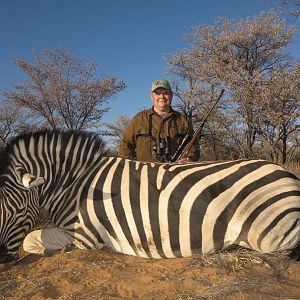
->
[1,8,300,174]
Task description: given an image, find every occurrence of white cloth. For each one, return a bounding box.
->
[23,228,75,255]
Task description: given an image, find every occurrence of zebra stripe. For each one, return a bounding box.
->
[0,130,299,261]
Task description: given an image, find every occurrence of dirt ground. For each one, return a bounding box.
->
[0,247,300,300]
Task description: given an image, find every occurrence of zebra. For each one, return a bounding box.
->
[0,129,300,270]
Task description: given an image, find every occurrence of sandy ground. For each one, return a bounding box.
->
[0,247,300,300]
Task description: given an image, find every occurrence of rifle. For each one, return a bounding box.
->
[170,89,225,162]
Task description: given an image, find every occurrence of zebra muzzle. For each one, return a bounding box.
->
[0,253,16,272]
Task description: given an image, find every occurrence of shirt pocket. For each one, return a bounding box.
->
[136,125,152,144]
[169,121,187,137]
[136,123,150,137]
[136,135,154,161]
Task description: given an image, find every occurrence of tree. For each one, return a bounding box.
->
[103,114,131,152]
[258,64,300,164]
[1,49,126,130]
[279,0,300,16]
[167,10,296,159]
[0,99,30,150]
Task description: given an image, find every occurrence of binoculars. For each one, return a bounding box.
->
[152,137,171,162]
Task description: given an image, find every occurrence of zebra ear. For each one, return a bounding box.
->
[22,173,45,188]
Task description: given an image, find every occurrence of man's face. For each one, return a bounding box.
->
[151,88,173,113]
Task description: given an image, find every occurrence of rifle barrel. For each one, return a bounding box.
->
[174,89,225,162]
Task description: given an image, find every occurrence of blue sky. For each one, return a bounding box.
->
[0,0,299,125]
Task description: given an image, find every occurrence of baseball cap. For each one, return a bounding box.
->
[151,79,172,92]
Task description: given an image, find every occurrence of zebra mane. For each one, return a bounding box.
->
[0,129,107,175]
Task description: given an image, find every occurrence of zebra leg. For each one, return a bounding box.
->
[23,228,76,256]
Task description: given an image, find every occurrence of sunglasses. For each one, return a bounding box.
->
[153,88,172,96]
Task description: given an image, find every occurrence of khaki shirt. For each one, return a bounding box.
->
[118,107,200,162]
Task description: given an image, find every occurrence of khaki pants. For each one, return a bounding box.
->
[23,228,76,255]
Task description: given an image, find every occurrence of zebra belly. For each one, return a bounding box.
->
[79,159,300,258]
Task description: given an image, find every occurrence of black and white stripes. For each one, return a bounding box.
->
[0,130,300,259]
[78,158,300,258]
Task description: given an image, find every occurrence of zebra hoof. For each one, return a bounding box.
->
[60,244,76,254]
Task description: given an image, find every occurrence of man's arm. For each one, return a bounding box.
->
[118,139,136,159]
[118,120,136,159]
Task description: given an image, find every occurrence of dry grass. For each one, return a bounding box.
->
[286,161,300,178]
[0,246,299,300]
[195,247,291,272]
[175,248,299,299]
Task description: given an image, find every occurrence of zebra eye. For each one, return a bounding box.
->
[14,166,31,186]
[14,165,26,179]
[15,165,25,174]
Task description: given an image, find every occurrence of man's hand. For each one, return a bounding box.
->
[177,157,190,163]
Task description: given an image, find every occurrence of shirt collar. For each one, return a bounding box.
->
[150,106,175,117]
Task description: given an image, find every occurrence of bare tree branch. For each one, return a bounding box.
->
[1,49,126,130]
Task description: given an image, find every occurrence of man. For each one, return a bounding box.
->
[118,79,199,162]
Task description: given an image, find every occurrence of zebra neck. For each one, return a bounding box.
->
[39,156,110,226]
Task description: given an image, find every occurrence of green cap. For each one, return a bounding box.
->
[151,79,172,92]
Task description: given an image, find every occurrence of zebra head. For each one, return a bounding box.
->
[0,137,45,269]
[0,129,107,270]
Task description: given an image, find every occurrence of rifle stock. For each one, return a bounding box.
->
[171,89,225,162]
[170,133,191,162]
